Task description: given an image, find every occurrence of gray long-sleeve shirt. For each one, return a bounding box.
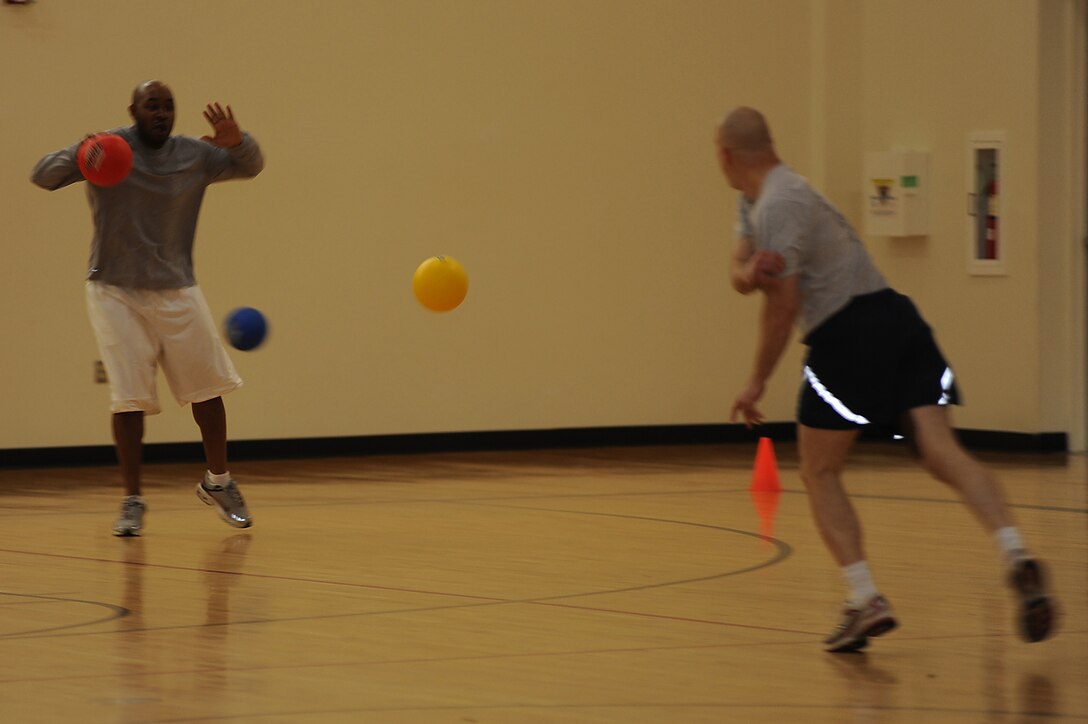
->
[31,126,264,289]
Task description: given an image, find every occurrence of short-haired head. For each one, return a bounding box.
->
[717,106,774,154]
[714,106,779,192]
[129,79,175,148]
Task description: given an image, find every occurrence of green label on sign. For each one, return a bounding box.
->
[901,175,919,188]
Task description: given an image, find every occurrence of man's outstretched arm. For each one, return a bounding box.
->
[731,272,800,426]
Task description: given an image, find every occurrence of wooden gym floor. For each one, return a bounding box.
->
[0,442,1084,723]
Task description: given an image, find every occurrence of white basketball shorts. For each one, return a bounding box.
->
[85,282,243,415]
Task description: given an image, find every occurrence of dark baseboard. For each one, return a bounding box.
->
[950,429,1067,453]
[0,423,1066,469]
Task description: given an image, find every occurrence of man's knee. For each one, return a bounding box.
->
[906,407,965,470]
[799,458,846,490]
[798,426,857,487]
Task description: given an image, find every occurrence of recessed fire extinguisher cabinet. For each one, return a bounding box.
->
[968,131,1006,275]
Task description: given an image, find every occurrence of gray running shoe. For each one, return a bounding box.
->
[112,495,147,537]
[824,594,898,653]
[196,473,252,529]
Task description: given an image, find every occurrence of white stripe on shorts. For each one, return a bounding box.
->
[938,367,955,405]
[803,365,871,425]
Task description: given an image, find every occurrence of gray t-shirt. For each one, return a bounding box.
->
[737,164,887,337]
[31,126,264,289]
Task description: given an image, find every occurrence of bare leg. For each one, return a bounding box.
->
[907,405,1013,533]
[798,424,864,566]
[800,424,900,651]
[112,412,144,496]
[908,405,1055,641]
[192,397,228,475]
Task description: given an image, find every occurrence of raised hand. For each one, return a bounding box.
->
[201,103,243,149]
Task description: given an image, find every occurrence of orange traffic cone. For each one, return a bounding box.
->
[750,436,782,492]
[750,489,780,542]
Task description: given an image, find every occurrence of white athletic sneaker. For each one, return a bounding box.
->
[196,473,252,529]
[112,495,146,537]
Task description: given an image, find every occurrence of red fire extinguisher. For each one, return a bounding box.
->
[985,178,998,259]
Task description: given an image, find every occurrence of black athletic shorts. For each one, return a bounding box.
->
[798,288,960,430]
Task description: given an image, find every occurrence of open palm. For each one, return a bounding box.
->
[201,103,242,148]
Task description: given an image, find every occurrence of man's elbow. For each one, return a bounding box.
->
[247,156,265,179]
[30,173,60,191]
[730,269,756,295]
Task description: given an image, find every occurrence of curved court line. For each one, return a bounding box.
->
[0,486,1077,645]
[0,509,790,606]
[460,502,793,601]
[0,591,129,637]
[0,510,797,641]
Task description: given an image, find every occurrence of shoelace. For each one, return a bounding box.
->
[224,483,246,510]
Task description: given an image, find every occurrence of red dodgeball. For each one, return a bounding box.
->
[77,134,133,187]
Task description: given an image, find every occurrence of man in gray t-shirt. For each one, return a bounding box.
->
[32,80,263,537]
[716,106,1054,651]
[736,163,887,338]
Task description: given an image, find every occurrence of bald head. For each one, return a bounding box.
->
[717,106,774,153]
[132,79,171,106]
[714,107,780,194]
[129,80,175,148]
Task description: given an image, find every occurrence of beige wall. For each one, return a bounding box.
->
[848,0,1086,447]
[0,0,1083,451]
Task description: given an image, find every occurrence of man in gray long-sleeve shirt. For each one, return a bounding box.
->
[31,80,264,537]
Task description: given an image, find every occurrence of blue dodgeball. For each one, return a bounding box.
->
[225,307,268,351]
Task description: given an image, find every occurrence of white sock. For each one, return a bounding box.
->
[842,561,879,605]
[206,470,232,487]
[994,526,1026,564]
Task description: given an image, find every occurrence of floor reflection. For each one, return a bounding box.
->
[195,533,253,694]
[825,652,900,723]
[115,538,161,720]
[203,533,253,629]
[1019,672,1058,720]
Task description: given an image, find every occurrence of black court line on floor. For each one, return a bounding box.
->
[0,591,129,637]
[144,700,1088,723]
[0,510,792,641]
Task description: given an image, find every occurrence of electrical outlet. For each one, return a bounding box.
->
[94,360,108,384]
